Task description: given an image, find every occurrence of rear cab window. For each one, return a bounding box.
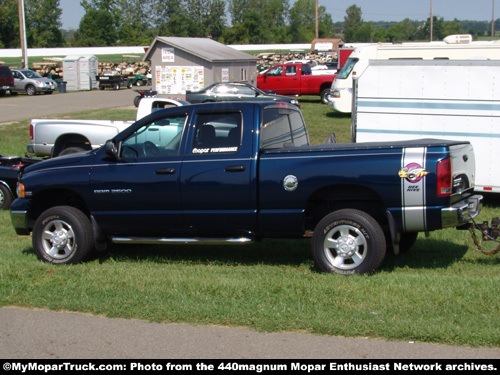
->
[191,112,242,155]
[260,105,309,150]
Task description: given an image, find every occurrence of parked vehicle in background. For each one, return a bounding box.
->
[11,69,57,95]
[128,73,152,87]
[257,63,335,104]
[0,156,40,209]
[186,82,300,107]
[329,34,500,113]
[97,74,129,90]
[28,97,188,157]
[0,65,14,96]
[351,59,500,194]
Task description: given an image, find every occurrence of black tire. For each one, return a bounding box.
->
[32,206,94,264]
[113,83,120,90]
[133,95,141,107]
[0,184,13,210]
[58,147,85,156]
[320,89,330,104]
[26,84,36,96]
[312,209,386,275]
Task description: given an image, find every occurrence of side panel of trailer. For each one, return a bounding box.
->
[353,59,500,193]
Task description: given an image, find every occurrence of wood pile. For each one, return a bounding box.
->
[25,51,337,79]
[256,51,337,69]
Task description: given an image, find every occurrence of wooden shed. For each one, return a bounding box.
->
[143,37,258,98]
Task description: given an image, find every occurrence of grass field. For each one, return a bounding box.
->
[1,96,499,348]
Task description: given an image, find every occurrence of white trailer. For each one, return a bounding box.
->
[352,59,500,193]
[329,35,500,114]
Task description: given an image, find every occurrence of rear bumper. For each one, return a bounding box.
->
[441,194,482,228]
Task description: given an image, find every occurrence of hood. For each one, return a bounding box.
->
[22,151,91,175]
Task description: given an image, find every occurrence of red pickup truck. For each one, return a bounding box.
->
[257,63,336,103]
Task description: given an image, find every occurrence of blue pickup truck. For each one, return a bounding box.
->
[10,102,483,274]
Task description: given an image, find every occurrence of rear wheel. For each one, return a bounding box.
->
[59,146,85,156]
[312,209,386,275]
[32,206,94,264]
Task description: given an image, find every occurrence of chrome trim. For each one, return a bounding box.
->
[10,210,28,230]
[111,237,254,245]
[441,195,483,228]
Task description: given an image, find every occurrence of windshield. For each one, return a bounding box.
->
[22,70,43,79]
[336,58,358,80]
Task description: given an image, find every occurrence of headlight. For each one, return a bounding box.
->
[16,183,25,198]
[35,80,44,86]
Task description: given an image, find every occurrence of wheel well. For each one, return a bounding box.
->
[320,82,331,93]
[305,185,388,232]
[27,189,89,230]
[53,134,92,156]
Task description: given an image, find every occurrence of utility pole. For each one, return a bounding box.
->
[430,0,433,41]
[493,0,496,40]
[18,0,28,68]
[315,0,319,39]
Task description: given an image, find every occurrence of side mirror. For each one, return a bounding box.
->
[104,140,118,160]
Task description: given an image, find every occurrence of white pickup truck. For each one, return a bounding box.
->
[27,98,189,157]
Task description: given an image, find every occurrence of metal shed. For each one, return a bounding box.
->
[143,37,258,97]
[62,54,98,91]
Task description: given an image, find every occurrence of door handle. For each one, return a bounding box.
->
[155,168,176,174]
[225,165,245,172]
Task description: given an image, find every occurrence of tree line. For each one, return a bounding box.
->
[1,0,498,49]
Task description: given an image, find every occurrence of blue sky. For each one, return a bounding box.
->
[59,0,499,29]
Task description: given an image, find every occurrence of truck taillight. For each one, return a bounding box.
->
[437,157,452,196]
[30,124,33,140]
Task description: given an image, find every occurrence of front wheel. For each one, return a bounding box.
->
[32,206,95,264]
[320,89,331,104]
[312,209,386,275]
[26,84,36,96]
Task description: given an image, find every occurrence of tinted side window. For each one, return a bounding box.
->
[121,114,187,159]
[191,112,242,154]
[260,107,309,149]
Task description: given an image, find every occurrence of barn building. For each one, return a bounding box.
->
[143,37,258,98]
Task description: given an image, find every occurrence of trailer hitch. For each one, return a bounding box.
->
[468,217,500,255]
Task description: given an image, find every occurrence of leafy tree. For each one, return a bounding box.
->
[73,8,118,46]
[115,0,155,45]
[343,4,362,42]
[25,0,64,47]
[0,0,18,48]
[288,0,335,43]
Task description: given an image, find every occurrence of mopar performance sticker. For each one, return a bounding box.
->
[400,148,428,232]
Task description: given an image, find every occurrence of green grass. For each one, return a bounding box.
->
[1,96,499,348]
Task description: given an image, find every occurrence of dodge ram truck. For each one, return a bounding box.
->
[27,97,189,157]
[257,63,335,104]
[11,101,483,274]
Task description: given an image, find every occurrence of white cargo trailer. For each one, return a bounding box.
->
[352,59,500,193]
[330,35,500,114]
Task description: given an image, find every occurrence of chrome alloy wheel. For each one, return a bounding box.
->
[41,219,76,260]
[323,224,368,270]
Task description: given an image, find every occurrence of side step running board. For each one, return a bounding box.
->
[111,237,254,245]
